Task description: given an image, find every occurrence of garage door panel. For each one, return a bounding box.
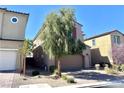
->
[0,50,17,70]
[60,55,83,71]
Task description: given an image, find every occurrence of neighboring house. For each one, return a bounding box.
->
[0,8,29,71]
[33,21,91,71]
[84,30,124,66]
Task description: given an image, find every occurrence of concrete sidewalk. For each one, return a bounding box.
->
[56,81,110,88]
[0,72,15,88]
[19,83,52,88]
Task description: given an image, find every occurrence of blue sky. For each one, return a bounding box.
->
[0,5,124,40]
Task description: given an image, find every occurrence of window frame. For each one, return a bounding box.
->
[10,16,18,24]
[112,35,121,44]
[92,39,96,46]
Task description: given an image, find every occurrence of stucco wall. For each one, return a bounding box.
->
[0,10,4,37]
[83,46,91,68]
[33,46,47,67]
[0,10,28,40]
[0,9,28,71]
[84,31,124,65]
[84,34,112,65]
[0,40,23,49]
[110,31,124,63]
[75,22,84,41]
[110,31,124,46]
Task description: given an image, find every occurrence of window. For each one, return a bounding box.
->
[113,35,121,44]
[92,39,96,46]
[11,17,18,24]
[117,36,121,44]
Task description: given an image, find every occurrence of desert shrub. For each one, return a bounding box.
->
[120,64,124,72]
[105,67,117,74]
[23,78,27,80]
[49,65,55,73]
[112,64,120,72]
[32,70,40,76]
[95,64,100,70]
[62,75,68,80]
[67,78,75,83]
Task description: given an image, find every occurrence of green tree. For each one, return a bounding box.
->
[20,39,33,75]
[41,8,86,76]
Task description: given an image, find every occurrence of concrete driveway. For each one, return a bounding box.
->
[63,70,124,83]
[0,72,15,88]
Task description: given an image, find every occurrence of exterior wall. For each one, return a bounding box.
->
[33,46,84,71]
[0,40,23,49]
[110,31,124,63]
[33,36,42,49]
[33,45,55,69]
[33,45,47,67]
[110,31,124,46]
[75,22,84,41]
[84,34,112,65]
[83,46,91,68]
[84,31,124,65]
[0,10,4,37]
[0,9,29,71]
[0,10,29,40]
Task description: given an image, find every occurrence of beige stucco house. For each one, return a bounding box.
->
[84,30,124,66]
[0,8,29,71]
[33,21,91,71]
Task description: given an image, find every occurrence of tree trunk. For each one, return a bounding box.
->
[55,57,57,69]
[57,60,61,77]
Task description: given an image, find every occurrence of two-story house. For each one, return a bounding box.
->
[33,21,91,71]
[84,30,124,66]
[0,8,29,71]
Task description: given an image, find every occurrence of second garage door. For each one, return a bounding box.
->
[0,49,17,71]
[60,55,84,71]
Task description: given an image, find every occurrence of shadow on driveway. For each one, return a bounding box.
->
[67,71,124,82]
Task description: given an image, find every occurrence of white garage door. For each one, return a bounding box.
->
[0,49,17,71]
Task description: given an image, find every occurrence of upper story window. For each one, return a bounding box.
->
[113,35,121,44]
[92,39,96,46]
[11,17,18,24]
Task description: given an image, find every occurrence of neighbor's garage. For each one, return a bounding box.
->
[60,55,84,71]
[0,49,17,71]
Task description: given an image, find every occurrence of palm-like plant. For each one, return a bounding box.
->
[40,8,86,77]
[41,8,75,76]
[59,8,75,54]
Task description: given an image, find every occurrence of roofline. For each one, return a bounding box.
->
[33,24,45,42]
[84,30,124,41]
[74,21,83,26]
[0,8,29,15]
[0,38,24,42]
